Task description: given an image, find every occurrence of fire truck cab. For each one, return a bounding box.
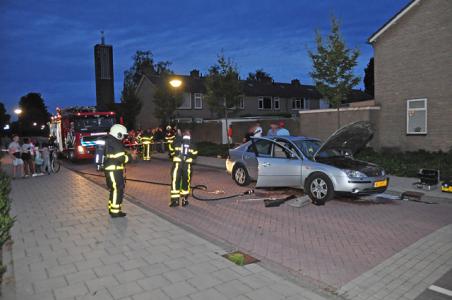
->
[49,107,116,161]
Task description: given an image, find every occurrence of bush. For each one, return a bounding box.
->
[196,141,230,158]
[355,148,452,179]
[0,167,15,282]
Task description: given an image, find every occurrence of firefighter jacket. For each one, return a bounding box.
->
[171,136,198,163]
[104,135,129,170]
[141,134,153,145]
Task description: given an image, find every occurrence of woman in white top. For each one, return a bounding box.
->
[8,135,23,179]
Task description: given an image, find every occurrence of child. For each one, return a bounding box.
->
[41,143,51,174]
[34,146,44,174]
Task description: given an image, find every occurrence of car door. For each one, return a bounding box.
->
[241,138,272,179]
[255,139,302,188]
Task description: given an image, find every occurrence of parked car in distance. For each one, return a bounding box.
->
[226,121,388,205]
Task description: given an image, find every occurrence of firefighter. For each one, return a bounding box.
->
[165,125,176,157]
[104,124,129,217]
[169,130,198,207]
[141,129,153,161]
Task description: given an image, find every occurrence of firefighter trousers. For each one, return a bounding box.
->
[105,170,125,214]
[170,161,192,204]
[142,142,151,161]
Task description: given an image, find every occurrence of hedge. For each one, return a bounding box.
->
[0,164,15,282]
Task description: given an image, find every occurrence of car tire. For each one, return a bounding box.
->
[305,172,334,205]
[67,151,76,162]
[232,164,250,186]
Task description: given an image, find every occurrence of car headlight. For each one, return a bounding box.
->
[344,169,367,178]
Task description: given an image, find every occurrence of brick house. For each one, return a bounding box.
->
[135,69,369,129]
[369,0,452,151]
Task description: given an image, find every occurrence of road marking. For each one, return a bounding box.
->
[428,285,452,297]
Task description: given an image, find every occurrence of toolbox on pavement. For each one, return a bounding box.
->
[414,169,440,190]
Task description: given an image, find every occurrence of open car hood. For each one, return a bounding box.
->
[314,121,374,159]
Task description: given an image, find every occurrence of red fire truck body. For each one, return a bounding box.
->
[49,107,116,161]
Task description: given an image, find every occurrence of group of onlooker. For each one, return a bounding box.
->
[242,121,291,143]
[7,135,52,179]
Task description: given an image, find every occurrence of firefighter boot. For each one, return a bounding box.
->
[169,199,179,207]
[110,211,127,218]
[181,196,189,207]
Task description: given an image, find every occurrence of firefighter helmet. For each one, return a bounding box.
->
[110,124,128,140]
[166,125,172,131]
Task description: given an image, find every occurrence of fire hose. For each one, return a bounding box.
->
[66,166,260,202]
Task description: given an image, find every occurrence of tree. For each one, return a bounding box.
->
[308,16,360,128]
[205,53,243,146]
[121,50,172,129]
[0,102,10,135]
[246,69,273,83]
[364,57,374,98]
[16,93,50,136]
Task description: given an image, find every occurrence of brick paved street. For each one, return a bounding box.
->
[2,167,331,300]
[66,158,452,291]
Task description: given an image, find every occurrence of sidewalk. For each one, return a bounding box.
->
[152,153,452,204]
[1,167,330,300]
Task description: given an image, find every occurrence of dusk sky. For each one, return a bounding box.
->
[0,0,409,116]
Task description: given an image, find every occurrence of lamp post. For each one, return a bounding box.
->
[14,108,22,115]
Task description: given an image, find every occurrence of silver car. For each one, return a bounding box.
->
[226,121,389,205]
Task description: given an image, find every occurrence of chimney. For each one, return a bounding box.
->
[190,69,200,78]
[291,79,301,85]
[100,30,105,45]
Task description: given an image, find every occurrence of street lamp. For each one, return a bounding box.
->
[14,108,22,115]
[169,79,182,88]
[33,122,37,126]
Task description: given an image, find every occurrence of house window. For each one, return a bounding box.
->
[194,93,203,109]
[292,98,302,110]
[273,97,280,110]
[258,96,272,110]
[178,93,192,109]
[239,96,245,109]
[407,98,427,134]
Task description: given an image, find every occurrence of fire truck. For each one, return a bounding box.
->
[49,106,116,161]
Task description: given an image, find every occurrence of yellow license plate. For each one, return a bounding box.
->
[374,180,388,188]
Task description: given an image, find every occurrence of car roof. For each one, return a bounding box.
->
[259,135,321,142]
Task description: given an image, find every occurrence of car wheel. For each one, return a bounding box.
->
[67,151,75,162]
[232,164,250,186]
[305,173,334,205]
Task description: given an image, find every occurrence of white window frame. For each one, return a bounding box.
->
[273,97,280,110]
[194,93,203,109]
[258,96,272,110]
[178,93,192,110]
[239,96,245,109]
[292,98,302,110]
[406,98,427,135]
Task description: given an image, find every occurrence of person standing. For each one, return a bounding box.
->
[104,124,129,218]
[165,125,176,157]
[243,126,255,143]
[21,138,35,177]
[141,129,153,161]
[276,121,290,136]
[169,130,198,207]
[8,135,23,179]
[228,124,233,146]
[267,123,279,136]
[253,122,263,137]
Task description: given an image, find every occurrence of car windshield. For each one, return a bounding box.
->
[292,139,322,159]
[74,116,115,132]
